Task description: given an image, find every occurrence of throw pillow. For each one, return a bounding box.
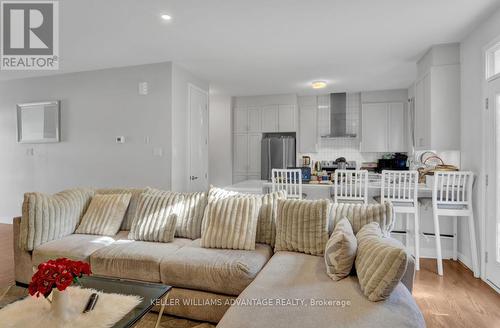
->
[201,196,262,250]
[207,186,286,246]
[20,188,95,251]
[145,188,208,239]
[355,222,408,301]
[274,199,330,256]
[128,192,184,242]
[330,202,394,236]
[96,188,145,230]
[324,217,357,281]
[75,193,132,236]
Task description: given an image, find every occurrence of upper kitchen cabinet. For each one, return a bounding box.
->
[261,105,279,132]
[278,104,296,132]
[234,107,262,132]
[360,102,407,152]
[414,44,460,150]
[298,96,319,153]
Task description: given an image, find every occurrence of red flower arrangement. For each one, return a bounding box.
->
[28,258,92,298]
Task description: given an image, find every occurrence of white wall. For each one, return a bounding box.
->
[0,63,173,222]
[209,94,232,187]
[460,7,500,274]
[170,64,210,192]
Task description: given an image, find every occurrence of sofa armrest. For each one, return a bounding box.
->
[13,216,33,285]
[401,254,415,293]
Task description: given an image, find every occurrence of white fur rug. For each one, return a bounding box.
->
[0,286,142,328]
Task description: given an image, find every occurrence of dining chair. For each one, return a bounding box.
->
[431,171,479,277]
[271,169,302,199]
[334,170,368,204]
[381,170,420,270]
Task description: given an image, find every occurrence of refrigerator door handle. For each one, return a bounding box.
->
[268,139,271,180]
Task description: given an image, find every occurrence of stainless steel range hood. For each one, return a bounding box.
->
[321,93,357,138]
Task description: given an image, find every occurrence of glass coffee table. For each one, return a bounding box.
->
[1,276,172,328]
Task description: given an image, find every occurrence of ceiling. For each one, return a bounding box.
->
[0,0,499,96]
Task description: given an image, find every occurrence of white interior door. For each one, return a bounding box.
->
[188,84,209,192]
[485,76,500,290]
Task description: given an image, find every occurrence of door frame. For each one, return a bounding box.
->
[187,83,209,191]
[481,35,500,292]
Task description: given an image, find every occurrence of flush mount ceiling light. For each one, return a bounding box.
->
[161,14,172,20]
[312,81,327,89]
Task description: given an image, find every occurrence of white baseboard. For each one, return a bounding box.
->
[0,217,13,224]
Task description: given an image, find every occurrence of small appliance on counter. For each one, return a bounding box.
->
[288,166,312,182]
[376,153,409,173]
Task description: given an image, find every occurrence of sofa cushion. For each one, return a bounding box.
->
[160,239,273,296]
[324,217,357,281]
[90,237,191,282]
[217,251,425,328]
[96,188,145,230]
[330,202,394,236]
[201,196,261,250]
[21,188,95,251]
[75,193,131,236]
[355,222,408,301]
[128,192,183,243]
[275,199,330,256]
[32,231,128,266]
[208,187,287,246]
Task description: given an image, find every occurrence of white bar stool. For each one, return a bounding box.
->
[271,169,302,199]
[381,170,420,270]
[334,170,368,204]
[432,171,479,277]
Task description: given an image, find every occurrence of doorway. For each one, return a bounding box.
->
[187,84,209,192]
[485,41,500,290]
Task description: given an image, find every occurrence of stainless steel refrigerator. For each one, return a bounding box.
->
[261,135,296,180]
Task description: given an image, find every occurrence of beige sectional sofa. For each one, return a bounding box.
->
[13,188,425,327]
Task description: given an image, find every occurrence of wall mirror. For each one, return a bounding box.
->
[17,101,60,143]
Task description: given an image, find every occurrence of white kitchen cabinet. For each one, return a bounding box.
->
[361,102,407,152]
[247,107,262,132]
[388,103,406,152]
[414,44,460,150]
[299,104,318,153]
[234,108,248,133]
[248,133,262,173]
[261,105,279,132]
[278,104,296,132]
[233,134,249,173]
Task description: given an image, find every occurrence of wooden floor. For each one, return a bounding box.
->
[1,223,499,327]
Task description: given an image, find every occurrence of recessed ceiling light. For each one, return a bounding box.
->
[161,14,172,21]
[312,81,327,89]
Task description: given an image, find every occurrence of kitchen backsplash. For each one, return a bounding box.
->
[298,92,385,167]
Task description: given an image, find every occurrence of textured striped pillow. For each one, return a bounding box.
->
[201,196,261,250]
[330,202,394,236]
[20,188,95,251]
[128,192,183,242]
[207,186,286,245]
[75,193,132,235]
[275,199,330,256]
[355,222,408,301]
[324,217,357,281]
[96,188,145,230]
[144,188,208,239]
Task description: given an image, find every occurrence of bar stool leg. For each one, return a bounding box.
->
[468,212,480,278]
[414,210,420,271]
[432,210,443,275]
[452,216,458,261]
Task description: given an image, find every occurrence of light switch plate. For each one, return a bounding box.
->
[153,147,163,157]
[138,82,148,95]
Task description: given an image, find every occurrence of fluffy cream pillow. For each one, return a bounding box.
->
[128,192,183,242]
[274,199,330,256]
[96,188,145,230]
[76,193,131,236]
[330,202,394,236]
[355,222,408,301]
[324,217,357,281]
[201,196,262,250]
[207,186,286,246]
